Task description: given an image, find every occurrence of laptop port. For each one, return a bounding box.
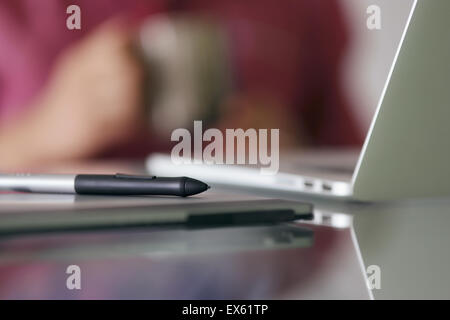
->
[304,181,314,188]
[322,183,332,191]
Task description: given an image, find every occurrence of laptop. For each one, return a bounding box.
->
[147,0,450,201]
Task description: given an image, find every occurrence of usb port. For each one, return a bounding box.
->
[304,181,314,188]
[322,183,332,191]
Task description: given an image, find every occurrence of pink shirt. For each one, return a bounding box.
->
[0,0,362,146]
[0,0,163,122]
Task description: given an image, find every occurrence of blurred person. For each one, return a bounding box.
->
[0,0,363,171]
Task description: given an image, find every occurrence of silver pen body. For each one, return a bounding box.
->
[0,174,76,193]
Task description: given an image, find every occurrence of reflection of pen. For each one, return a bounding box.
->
[0,174,210,197]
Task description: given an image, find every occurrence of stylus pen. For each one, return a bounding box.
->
[0,174,210,197]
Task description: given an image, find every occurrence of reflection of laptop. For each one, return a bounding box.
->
[147,0,450,201]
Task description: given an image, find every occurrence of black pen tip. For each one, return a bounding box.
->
[184,177,210,196]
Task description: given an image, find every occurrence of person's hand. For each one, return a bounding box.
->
[0,19,145,170]
[37,19,145,159]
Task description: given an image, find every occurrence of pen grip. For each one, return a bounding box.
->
[74,175,186,196]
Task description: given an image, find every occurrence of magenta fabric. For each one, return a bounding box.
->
[0,0,362,146]
[0,0,164,121]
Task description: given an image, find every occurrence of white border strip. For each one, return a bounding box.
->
[351,0,419,186]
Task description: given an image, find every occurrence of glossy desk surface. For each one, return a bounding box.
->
[254,188,450,300]
[1,158,449,299]
[0,190,370,299]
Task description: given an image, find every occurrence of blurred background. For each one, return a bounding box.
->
[5,1,448,300]
[341,0,414,130]
[0,0,415,171]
